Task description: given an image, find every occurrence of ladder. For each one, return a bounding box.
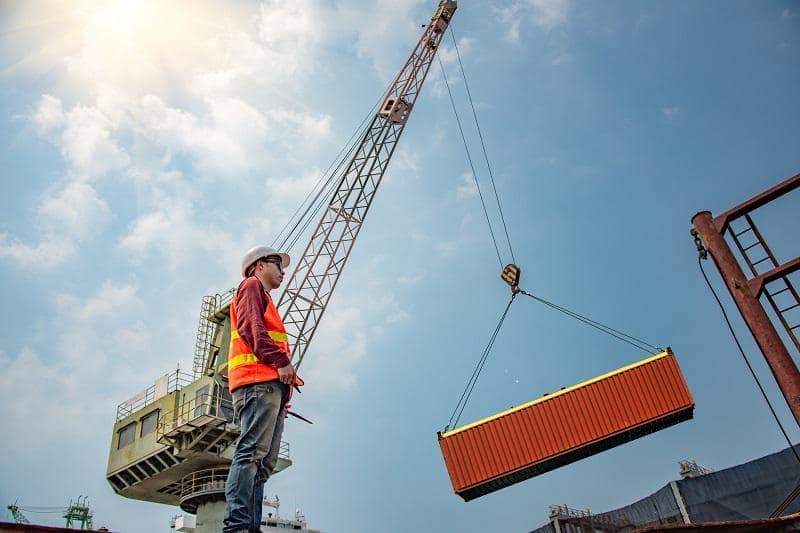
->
[728,213,800,351]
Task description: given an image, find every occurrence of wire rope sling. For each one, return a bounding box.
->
[434,30,694,502]
[437,265,694,502]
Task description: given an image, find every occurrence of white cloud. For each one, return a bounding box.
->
[0,282,150,451]
[529,0,571,30]
[662,106,681,123]
[258,0,321,77]
[32,94,129,179]
[397,271,425,286]
[60,104,130,178]
[56,281,140,323]
[39,181,111,240]
[53,282,159,375]
[7,1,341,271]
[0,182,110,268]
[390,146,420,179]
[0,237,72,268]
[430,36,473,95]
[437,37,474,66]
[64,3,250,96]
[303,305,368,391]
[212,98,269,138]
[0,348,71,447]
[118,205,226,270]
[437,241,458,256]
[375,294,410,324]
[133,94,268,176]
[335,0,428,80]
[497,5,524,44]
[118,210,171,253]
[266,168,325,207]
[113,321,153,353]
[497,0,571,43]
[456,171,478,199]
[266,109,332,141]
[298,251,414,391]
[187,0,325,101]
[33,94,65,133]
[20,8,329,183]
[551,51,572,66]
[116,198,245,275]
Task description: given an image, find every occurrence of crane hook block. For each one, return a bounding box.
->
[501,263,520,288]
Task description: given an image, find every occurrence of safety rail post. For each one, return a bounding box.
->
[692,172,800,426]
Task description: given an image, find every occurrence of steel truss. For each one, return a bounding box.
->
[277,1,457,368]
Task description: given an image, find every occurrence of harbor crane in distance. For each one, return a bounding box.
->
[105,2,457,532]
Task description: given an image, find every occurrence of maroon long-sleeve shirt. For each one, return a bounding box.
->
[234,277,291,369]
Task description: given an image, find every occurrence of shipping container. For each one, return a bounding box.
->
[438,349,694,501]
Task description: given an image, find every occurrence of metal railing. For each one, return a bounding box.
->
[549,504,592,520]
[178,443,290,501]
[156,392,233,439]
[679,458,715,479]
[180,467,228,500]
[548,504,633,529]
[116,369,193,421]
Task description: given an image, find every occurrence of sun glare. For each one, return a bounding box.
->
[88,0,177,46]
[104,0,141,36]
[8,0,250,100]
[61,0,224,94]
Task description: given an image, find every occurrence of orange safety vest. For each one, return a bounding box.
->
[228,284,291,392]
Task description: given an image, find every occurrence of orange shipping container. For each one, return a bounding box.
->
[438,349,694,501]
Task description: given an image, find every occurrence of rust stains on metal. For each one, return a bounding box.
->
[438,350,694,501]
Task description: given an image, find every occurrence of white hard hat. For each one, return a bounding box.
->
[241,245,291,278]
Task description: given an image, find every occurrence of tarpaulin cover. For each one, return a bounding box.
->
[677,444,800,521]
[530,445,800,533]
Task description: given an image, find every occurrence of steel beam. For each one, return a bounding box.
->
[693,210,800,426]
[749,256,800,298]
[714,172,800,232]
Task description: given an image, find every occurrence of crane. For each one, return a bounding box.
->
[278,0,458,369]
[7,503,29,524]
[105,3,458,532]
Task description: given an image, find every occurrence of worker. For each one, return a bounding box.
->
[223,245,300,533]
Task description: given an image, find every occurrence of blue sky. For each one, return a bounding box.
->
[1,0,799,531]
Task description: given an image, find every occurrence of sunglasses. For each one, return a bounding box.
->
[261,256,284,273]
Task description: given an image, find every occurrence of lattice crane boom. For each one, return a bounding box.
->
[277,1,457,369]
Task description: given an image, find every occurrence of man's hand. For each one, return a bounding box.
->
[277,362,297,385]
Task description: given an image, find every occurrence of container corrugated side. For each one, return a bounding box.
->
[438,350,694,501]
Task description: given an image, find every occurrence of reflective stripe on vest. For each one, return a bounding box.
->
[231,329,288,343]
[227,282,291,392]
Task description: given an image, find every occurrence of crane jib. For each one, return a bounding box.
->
[277,1,458,370]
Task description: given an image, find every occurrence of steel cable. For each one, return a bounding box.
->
[446,294,516,431]
[449,26,516,265]
[273,93,383,253]
[517,289,660,355]
[437,54,504,269]
[285,177,340,254]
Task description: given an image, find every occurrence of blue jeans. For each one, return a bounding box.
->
[223,381,286,533]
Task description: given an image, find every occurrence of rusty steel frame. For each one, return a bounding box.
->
[728,213,800,352]
[277,1,458,369]
[692,171,800,425]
